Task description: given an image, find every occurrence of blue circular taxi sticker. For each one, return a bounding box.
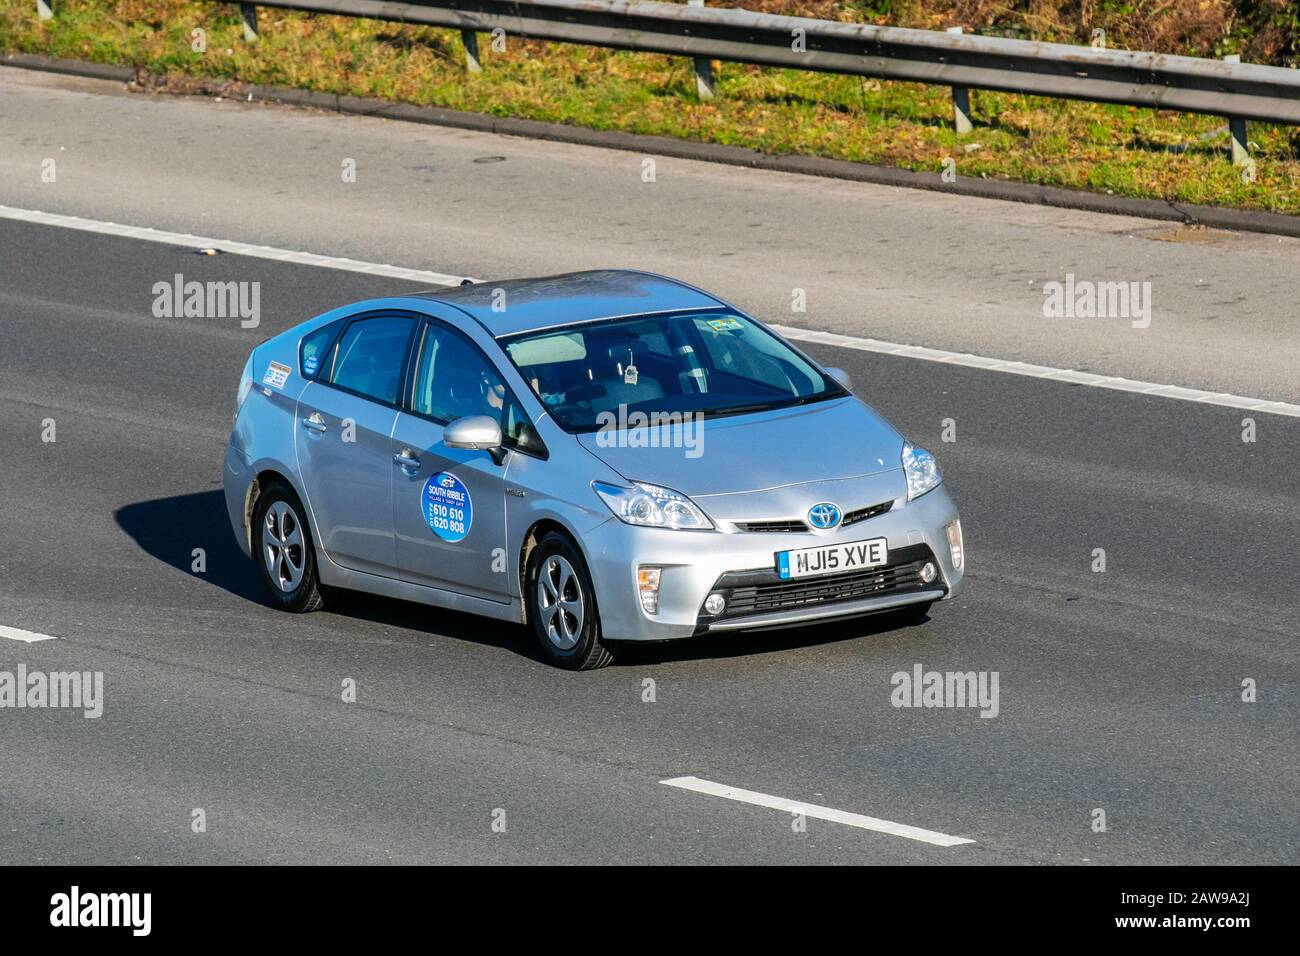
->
[422,472,472,542]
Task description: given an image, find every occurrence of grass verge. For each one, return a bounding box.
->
[4,0,1300,215]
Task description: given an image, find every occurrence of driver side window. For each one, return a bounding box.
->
[412,323,533,448]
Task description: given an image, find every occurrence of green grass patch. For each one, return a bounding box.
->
[4,0,1300,214]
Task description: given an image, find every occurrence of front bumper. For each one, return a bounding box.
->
[694,542,944,633]
[583,484,963,641]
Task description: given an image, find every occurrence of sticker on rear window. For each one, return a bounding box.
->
[303,354,320,376]
[706,317,743,332]
[263,361,291,389]
[422,472,472,543]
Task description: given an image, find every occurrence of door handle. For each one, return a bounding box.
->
[393,449,421,470]
[301,413,327,433]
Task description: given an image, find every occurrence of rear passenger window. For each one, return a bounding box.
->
[327,316,414,405]
[299,323,337,380]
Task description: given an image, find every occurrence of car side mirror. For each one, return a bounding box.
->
[825,366,852,391]
[445,415,505,463]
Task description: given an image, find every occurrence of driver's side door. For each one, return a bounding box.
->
[391,319,534,602]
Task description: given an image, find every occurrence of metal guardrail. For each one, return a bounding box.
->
[40,0,1300,168]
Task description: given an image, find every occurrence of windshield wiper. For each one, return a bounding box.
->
[691,402,782,418]
[692,391,843,419]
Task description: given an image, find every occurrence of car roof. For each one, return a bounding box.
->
[398,269,729,338]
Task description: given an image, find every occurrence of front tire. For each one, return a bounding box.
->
[252,480,326,613]
[526,532,613,670]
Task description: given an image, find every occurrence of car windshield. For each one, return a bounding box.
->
[501,311,844,432]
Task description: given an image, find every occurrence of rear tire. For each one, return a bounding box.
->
[252,480,326,613]
[525,532,613,670]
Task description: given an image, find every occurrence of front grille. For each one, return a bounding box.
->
[732,519,808,533]
[842,499,893,527]
[732,499,894,533]
[701,544,936,622]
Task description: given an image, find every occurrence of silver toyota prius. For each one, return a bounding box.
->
[223,270,964,669]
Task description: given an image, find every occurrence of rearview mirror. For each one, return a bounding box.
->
[445,415,504,453]
[825,366,852,391]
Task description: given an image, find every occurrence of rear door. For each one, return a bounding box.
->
[391,318,536,602]
[295,313,417,578]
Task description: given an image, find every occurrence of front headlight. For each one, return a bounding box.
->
[902,442,942,500]
[592,480,714,530]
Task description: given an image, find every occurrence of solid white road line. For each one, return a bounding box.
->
[0,205,473,287]
[660,776,974,847]
[773,324,1300,419]
[3,202,1294,417]
[0,625,58,643]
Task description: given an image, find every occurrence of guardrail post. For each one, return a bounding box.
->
[951,85,973,134]
[239,4,258,42]
[947,27,973,134]
[36,0,53,20]
[462,29,482,73]
[688,0,714,100]
[1222,54,1249,168]
[1228,116,1249,167]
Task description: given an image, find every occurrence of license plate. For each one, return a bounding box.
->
[776,537,888,579]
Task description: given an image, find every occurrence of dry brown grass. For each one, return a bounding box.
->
[712,0,1300,62]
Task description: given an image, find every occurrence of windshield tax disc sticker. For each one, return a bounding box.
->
[423,472,472,542]
[706,317,743,332]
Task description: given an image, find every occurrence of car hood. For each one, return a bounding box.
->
[574,396,904,498]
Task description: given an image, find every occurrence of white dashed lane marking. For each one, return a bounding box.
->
[0,625,59,643]
[660,776,974,847]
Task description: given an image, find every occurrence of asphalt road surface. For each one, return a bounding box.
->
[3,66,1300,401]
[0,67,1297,865]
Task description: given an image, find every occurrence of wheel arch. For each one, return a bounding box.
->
[517,518,594,627]
[243,467,308,555]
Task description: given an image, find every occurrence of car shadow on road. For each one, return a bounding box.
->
[322,590,548,662]
[610,607,931,666]
[116,490,930,667]
[114,489,551,661]
[116,489,265,601]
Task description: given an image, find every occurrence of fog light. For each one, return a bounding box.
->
[945,519,964,569]
[704,593,726,616]
[920,562,938,584]
[637,567,662,615]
